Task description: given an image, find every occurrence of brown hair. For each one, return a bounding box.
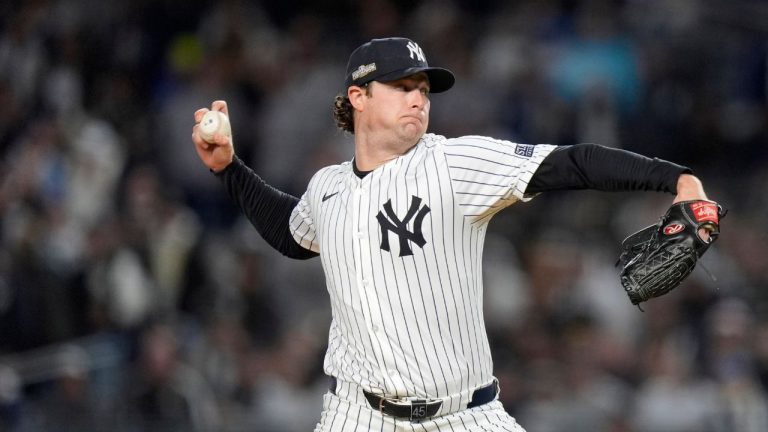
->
[332,84,371,134]
[332,94,355,133]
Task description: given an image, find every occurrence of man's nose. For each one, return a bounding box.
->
[408,89,427,108]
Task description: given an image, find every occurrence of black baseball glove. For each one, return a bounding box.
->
[617,200,724,307]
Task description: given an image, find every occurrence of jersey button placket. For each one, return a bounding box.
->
[358,177,396,391]
[356,188,368,238]
[352,180,385,368]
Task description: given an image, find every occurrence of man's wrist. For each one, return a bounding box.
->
[674,174,708,202]
[211,156,236,175]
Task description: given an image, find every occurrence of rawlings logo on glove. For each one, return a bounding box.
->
[616,200,725,307]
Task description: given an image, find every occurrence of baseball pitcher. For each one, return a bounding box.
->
[191,37,721,431]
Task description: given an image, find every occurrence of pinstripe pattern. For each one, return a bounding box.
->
[292,133,554,430]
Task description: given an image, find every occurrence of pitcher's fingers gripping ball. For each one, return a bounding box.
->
[192,101,234,173]
[617,200,726,307]
[199,110,231,143]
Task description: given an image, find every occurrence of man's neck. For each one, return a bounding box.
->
[353,133,421,171]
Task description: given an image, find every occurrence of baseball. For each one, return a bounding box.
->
[199,110,231,143]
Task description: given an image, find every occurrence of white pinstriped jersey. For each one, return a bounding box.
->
[290,133,555,409]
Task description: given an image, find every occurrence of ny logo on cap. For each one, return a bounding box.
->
[406,41,426,62]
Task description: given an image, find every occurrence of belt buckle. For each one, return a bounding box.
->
[409,399,429,421]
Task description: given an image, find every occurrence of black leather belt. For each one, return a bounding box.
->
[330,378,498,421]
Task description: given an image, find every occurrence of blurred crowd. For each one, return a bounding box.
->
[0,0,767,431]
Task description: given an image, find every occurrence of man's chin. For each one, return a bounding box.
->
[400,124,427,143]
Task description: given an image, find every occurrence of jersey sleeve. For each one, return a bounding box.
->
[289,178,321,254]
[444,135,556,218]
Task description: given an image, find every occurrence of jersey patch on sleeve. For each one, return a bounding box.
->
[514,144,535,158]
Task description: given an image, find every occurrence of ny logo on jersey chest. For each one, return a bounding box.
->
[376,196,430,257]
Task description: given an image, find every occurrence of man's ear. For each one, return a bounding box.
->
[348,85,368,111]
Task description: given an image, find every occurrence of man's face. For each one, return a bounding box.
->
[357,73,431,145]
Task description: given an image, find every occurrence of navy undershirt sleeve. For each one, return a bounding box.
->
[215,156,318,260]
[527,144,692,194]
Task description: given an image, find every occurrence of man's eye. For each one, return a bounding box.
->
[394,83,429,94]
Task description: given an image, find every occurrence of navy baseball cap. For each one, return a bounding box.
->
[344,37,455,93]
